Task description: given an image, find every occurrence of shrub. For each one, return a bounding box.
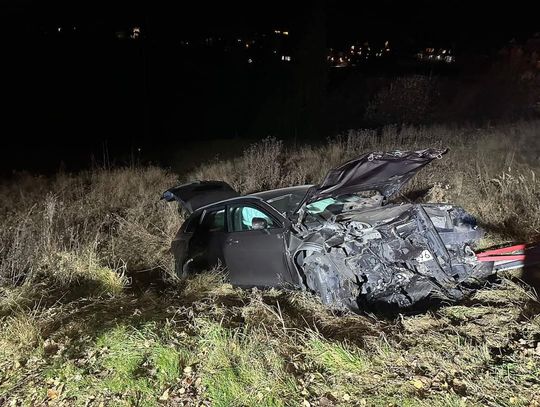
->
[364,76,440,124]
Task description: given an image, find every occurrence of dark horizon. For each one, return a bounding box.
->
[1,0,538,174]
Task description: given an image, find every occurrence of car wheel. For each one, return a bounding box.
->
[302,254,358,311]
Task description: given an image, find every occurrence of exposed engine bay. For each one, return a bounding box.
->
[295,201,492,311]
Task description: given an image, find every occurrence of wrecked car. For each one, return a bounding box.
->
[163,149,494,310]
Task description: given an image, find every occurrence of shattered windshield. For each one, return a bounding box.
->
[265,192,306,215]
[305,191,383,221]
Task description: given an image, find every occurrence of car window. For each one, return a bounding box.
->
[200,208,225,233]
[305,197,336,214]
[306,191,383,217]
[266,192,306,215]
[229,205,275,232]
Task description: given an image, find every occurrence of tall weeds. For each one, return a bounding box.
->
[1,121,539,300]
[0,167,180,300]
[194,120,540,241]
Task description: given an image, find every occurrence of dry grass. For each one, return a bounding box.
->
[2,273,538,406]
[0,311,42,358]
[0,166,181,289]
[1,120,540,406]
[194,120,540,242]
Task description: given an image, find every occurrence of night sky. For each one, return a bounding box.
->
[0,1,537,174]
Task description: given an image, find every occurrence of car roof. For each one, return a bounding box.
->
[249,185,312,201]
[189,185,313,216]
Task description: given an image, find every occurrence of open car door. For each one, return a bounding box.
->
[162,181,239,213]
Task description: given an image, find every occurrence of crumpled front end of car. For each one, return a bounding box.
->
[298,203,493,310]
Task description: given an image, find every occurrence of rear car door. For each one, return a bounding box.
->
[171,213,201,276]
[187,206,227,271]
[223,202,295,287]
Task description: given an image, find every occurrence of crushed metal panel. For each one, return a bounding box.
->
[307,148,448,203]
[298,202,492,310]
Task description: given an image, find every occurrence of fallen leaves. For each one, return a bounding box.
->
[159,388,169,401]
[47,388,59,400]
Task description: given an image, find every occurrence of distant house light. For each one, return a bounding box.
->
[130,26,141,39]
[57,27,62,32]
[281,55,291,62]
[248,58,253,64]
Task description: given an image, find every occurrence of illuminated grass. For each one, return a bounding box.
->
[197,320,300,407]
[41,323,194,406]
[303,332,370,375]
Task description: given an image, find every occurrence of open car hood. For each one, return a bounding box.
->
[162,181,239,213]
[305,148,447,205]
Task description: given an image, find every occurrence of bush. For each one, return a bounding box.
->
[364,76,440,124]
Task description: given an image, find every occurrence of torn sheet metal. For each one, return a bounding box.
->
[296,202,493,310]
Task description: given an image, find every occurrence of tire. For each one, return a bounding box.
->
[302,255,358,311]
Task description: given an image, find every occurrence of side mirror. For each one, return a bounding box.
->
[251,217,268,230]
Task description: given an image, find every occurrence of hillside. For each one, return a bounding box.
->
[1,121,540,406]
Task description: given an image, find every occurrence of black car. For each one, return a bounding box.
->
[163,149,493,310]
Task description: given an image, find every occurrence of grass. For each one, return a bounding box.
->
[0,274,539,406]
[0,312,42,359]
[40,323,195,406]
[1,120,540,405]
[303,332,370,375]
[197,321,300,407]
